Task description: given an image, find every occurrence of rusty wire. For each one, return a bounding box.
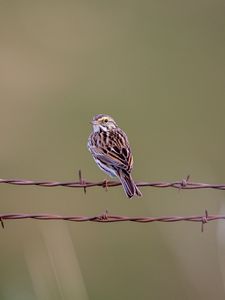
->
[0,172,225,191]
[0,210,222,232]
[1,172,225,230]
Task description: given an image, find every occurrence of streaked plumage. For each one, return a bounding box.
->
[87,114,142,198]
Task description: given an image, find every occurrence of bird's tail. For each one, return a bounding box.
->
[118,172,142,198]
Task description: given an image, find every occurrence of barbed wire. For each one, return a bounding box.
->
[1,172,224,231]
[0,210,222,232]
[1,172,225,192]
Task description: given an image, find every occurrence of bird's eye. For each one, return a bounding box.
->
[104,119,108,123]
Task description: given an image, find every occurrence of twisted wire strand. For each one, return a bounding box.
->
[0,172,225,190]
[0,210,221,231]
[0,172,224,230]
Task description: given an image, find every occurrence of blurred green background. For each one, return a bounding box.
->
[0,0,225,299]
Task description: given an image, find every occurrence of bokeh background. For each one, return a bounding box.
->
[0,1,225,299]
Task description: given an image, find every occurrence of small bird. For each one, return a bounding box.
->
[87,114,142,198]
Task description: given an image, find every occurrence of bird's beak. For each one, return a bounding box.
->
[90,121,98,125]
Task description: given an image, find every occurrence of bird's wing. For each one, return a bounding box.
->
[89,129,133,172]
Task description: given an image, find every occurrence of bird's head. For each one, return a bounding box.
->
[91,114,118,132]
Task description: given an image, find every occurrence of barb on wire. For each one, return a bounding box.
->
[78,169,86,194]
[1,173,225,191]
[0,217,4,229]
[0,210,224,231]
[201,210,208,232]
